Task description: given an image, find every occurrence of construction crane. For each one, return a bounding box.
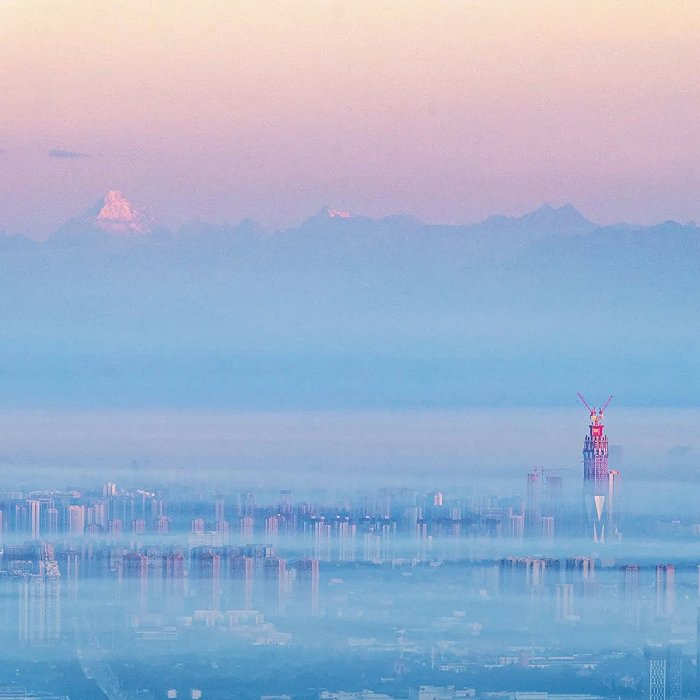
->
[577,392,594,415]
[577,393,613,424]
[599,395,613,417]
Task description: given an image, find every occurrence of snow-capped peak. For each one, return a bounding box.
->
[327,208,351,219]
[92,190,152,233]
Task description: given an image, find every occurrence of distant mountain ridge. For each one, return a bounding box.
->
[4,192,696,245]
[0,193,698,409]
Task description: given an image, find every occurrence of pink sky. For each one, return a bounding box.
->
[1,0,699,236]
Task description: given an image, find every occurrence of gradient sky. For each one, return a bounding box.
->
[1,0,699,236]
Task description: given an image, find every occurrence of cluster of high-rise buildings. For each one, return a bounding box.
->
[0,399,698,699]
[0,398,623,547]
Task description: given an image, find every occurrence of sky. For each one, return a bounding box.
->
[1,0,699,236]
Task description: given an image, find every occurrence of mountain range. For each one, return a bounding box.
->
[0,192,698,409]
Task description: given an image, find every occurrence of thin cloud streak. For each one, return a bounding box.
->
[48,149,88,159]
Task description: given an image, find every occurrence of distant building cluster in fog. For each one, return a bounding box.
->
[0,405,697,699]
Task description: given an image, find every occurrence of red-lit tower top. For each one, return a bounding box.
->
[578,393,613,488]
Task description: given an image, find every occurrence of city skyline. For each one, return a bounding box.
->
[0,414,697,700]
[2,2,698,698]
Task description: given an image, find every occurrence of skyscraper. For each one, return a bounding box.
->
[67,505,85,535]
[29,500,41,539]
[525,469,542,537]
[578,394,613,542]
[509,513,524,543]
[656,564,675,618]
[296,558,320,616]
[621,564,640,626]
[230,555,254,610]
[555,583,576,622]
[540,516,555,542]
[645,645,682,700]
[215,496,225,524]
[607,469,621,539]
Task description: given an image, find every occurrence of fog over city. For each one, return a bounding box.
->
[3,1,700,699]
[0,198,699,699]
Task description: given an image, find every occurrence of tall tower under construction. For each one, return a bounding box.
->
[578,393,614,543]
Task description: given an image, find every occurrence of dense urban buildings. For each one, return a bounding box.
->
[0,403,698,699]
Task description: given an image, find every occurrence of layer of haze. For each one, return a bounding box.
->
[1,0,699,236]
[0,408,698,493]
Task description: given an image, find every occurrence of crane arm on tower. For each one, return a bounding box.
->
[600,395,613,414]
[577,392,594,414]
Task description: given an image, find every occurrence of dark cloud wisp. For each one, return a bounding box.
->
[48,149,88,159]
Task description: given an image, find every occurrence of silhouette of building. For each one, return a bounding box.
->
[607,469,621,539]
[525,469,542,537]
[296,558,320,615]
[28,500,41,539]
[655,564,675,618]
[578,394,613,542]
[555,583,576,622]
[540,515,555,541]
[645,645,682,700]
[621,564,640,626]
[230,555,254,609]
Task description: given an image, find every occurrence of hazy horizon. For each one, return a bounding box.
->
[0,406,696,489]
